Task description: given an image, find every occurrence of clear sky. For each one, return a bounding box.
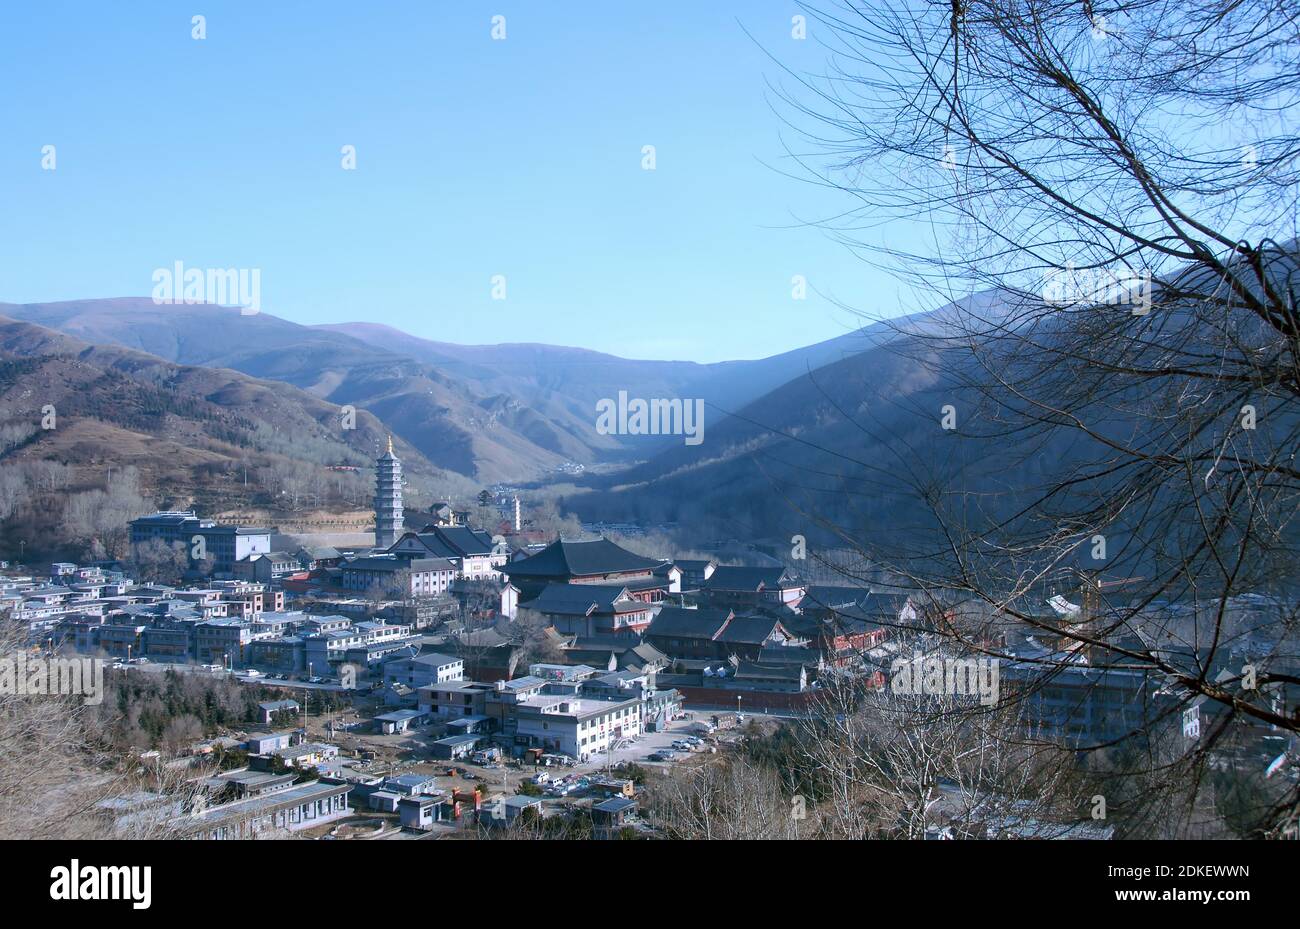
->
[0,1,915,363]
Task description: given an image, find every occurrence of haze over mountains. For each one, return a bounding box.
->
[2,292,1059,559]
[7,284,1264,564]
[0,298,911,486]
[0,313,449,519]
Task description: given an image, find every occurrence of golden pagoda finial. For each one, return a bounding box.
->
[386,434,394,455]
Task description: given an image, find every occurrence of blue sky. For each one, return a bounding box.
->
[0,1,915,363]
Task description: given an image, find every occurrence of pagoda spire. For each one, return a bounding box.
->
[374,436,404,548]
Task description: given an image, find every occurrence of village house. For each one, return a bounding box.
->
[258,699,300,725]
[382,651,465,689]
[520,582,656,637]
[642,606,798,661]
[418,680,495,719]
[232,551,301,583]
[702,565,807,610]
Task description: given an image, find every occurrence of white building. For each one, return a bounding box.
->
[513,696,642,762]
[383,652,465,689]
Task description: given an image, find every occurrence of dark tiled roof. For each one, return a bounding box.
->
[861,593,914,619]
[424,526,497,557]
[644,607,733,640]
[789,606,881,636]
[523,583,638,616]
[506,538,663,579]
[706,566,801,592]
[757,645,822,666]
[735,661,805,682]
[802,586,870,611]
[619,576,671,593]
[716,615,788,645]
[394,533,459,559]
[674,559,717,572]
[347,556,455,573]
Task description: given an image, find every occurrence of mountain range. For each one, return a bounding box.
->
[0,313,459,525]
[0,298,906,485]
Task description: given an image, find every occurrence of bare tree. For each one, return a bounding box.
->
[128,538,190,585]
[764,0,1300,835]
[794,671,1081,838]
[643,753,804,840]
[0,620,199,838]
[502,609,565,678]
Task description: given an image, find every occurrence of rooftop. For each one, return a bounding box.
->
[506,537,664,579]
[706,565,802,592]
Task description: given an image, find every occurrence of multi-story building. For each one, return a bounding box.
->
[141,620,197,660]
[1000,657,1158,746]
[340,556,456,597]
[232,551,300,583]
[194,618,254,665]
[418,680,495,719]
[211,581,284,617]
[382,652,465,689]
[96,622,148,659]
[128,511,274,573]
[512,695,643,762]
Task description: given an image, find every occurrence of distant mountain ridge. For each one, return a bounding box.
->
[0,299,615,483]
[0,313,458,521]
[2,298,907,483]
[318,315,912,419]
